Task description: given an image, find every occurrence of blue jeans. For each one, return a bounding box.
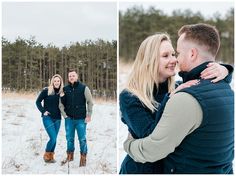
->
[65,118,87,154]
[42,116,61,152]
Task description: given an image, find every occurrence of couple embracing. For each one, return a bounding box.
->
[120,23,234,174]
[36,69,93,167]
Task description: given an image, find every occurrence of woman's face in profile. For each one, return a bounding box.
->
[53,77,61,89]
[158,40,177,82]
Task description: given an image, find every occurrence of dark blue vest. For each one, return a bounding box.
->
[164,62,234,174]
[62,81,86,119]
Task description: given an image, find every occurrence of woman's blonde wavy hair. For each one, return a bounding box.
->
[125,33,175,112]
[48,74,64,96]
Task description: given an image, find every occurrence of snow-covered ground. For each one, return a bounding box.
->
[118,61,235,172]
[2,94,117,174]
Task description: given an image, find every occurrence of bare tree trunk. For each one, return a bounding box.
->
[105,50,109,97]
[30,53,33,90]
[17,56,21,90]
[39,50,42,89]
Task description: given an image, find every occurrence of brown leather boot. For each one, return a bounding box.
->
[61,152,74,165]
[79,153,87,167]
[43,152,51,163]
[67,152,74,161]
[49,152,56,163]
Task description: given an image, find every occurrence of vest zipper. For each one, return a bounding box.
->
[72,87,75,119]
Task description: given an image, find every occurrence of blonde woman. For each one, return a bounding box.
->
[119,33,231,174]
[36,74,64,163]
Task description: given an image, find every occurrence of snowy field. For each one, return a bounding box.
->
[2,94,117,174]
[118,61,235,172]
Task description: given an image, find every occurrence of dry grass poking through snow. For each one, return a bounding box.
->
[2,91,116,104]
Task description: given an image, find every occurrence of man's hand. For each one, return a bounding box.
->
[85,116,91,123]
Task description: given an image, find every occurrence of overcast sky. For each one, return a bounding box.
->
[2,2,117,47]
[2,1,234,47]
[119,1,234,19]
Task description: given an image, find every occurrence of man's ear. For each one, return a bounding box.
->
[190,48,198,61]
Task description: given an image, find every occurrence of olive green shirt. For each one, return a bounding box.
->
[123,92,203,163]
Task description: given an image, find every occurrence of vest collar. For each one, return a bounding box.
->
[178,61,212,83]
[69,81,79,88]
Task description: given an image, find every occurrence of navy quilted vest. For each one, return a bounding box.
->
[164,62,234,174]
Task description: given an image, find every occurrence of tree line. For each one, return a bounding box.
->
[119,6,234,64]
[2,37,117,99]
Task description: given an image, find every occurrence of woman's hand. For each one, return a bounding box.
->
[60,92,65,97]
[200,62,228,83]
[43,111,50,116]
[170,79,200,97]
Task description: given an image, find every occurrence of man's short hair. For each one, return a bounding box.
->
[178,23,220,56]
[68,69,77,74]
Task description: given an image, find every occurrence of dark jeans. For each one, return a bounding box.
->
[65,117,87,154]
[42,115,61,152]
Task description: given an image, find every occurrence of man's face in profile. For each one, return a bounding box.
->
[176,33,192,72]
